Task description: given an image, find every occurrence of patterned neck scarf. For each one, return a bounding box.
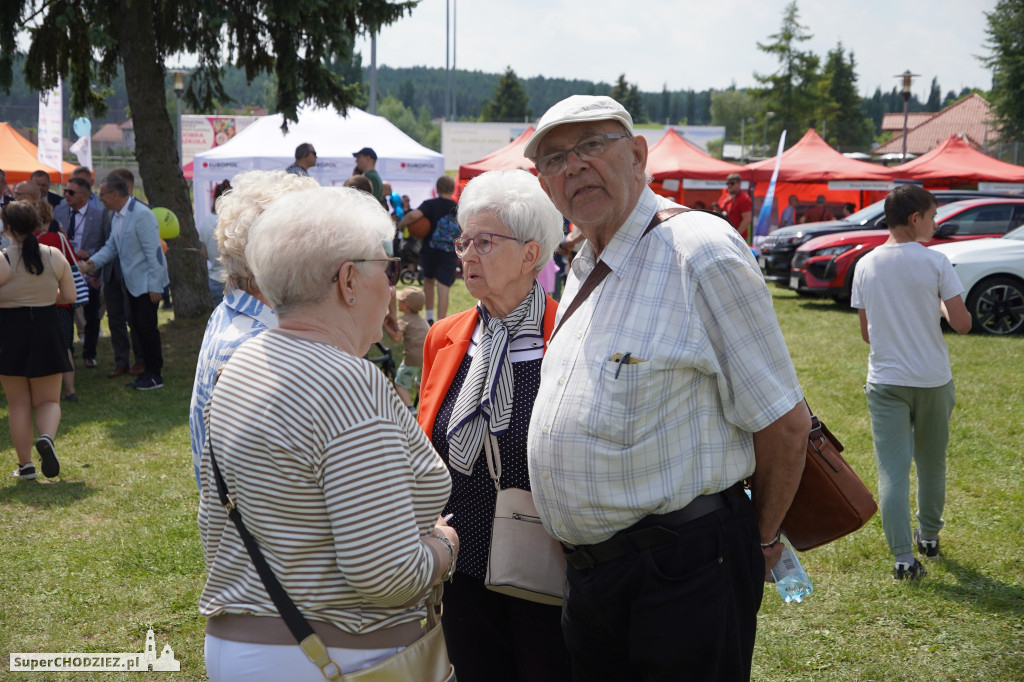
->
[446,280,546,476]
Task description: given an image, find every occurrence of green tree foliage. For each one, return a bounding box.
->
[377,95,439,151]
[610,74,647,123]
[480,67,532,122]
[754,1,822,146]
[0,0,415,317]
[820,44,874,151]
[926,77,943,111]
[710,88,759,143]
[981,0,1024,143]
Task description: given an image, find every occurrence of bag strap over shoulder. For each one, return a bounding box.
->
[206,386,343,680]
[549,207,689,343]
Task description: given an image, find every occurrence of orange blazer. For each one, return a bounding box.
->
[417,295,558,440]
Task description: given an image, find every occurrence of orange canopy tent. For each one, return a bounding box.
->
[646,128,746,207]
[456,127,537,197]
[742,129,892,224]
[888,134,1024,187]
[0,122,77,183]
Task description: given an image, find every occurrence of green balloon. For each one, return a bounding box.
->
[152,207,180,240]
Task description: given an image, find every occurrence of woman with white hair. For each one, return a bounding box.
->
[417,169,570,681]
[198,186,458,681]
[188,170,318,487]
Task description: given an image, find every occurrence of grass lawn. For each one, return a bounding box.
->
[1,281,1022,681]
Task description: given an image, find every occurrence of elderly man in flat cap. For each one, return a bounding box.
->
[525,95,810,681]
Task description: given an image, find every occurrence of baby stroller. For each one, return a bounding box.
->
[365,342,396,381]
[398,237,424,285]
[365,342,420,411]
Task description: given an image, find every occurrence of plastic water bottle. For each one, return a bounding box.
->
[771,533,813,603]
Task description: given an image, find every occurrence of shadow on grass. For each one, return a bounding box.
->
[931,557,1024,618]
[797,296,857,314]
[0,479,96,508]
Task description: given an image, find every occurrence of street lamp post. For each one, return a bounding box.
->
[171,70,187,166]
[894,70,919,161]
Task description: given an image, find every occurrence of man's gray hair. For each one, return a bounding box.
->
[457,169,564,273]
[214,170,319,293]
[246,186,394,315]
[102,174,130,197]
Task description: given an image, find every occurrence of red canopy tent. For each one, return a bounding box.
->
[0,122,77,184]
[456,127,537,197]
[888,134,1024,187]
[646,128,745,208]
[743,129,892,223]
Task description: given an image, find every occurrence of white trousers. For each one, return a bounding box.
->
[205,633,402,682]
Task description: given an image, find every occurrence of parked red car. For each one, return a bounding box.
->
[790,198,1024,300]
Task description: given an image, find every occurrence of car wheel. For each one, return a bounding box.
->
[966,276,1024,335]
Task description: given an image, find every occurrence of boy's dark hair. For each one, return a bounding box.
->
[436,175,455,195]
[884,185,936,227]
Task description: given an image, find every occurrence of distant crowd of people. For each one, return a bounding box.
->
[2,165,170,480]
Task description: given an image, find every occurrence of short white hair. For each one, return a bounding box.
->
[246,187,394,315]
[457,169,564,273]
[215,170,319,292]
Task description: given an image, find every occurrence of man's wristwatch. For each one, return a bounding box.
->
[760,529,782,548]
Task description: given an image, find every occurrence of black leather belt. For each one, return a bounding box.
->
[563,484,745,570]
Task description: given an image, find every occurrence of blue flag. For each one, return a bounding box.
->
[754,131,788,239]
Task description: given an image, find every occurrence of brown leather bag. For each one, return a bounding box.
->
[780,408,878,551]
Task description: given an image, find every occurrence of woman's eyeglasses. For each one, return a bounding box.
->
[452,233,521,257]
[333,257,402,286]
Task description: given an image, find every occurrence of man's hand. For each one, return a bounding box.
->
[78,259,95,275]
[149,292,162,304]
[750,401,811,582]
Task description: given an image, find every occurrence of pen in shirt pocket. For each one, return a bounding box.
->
[610,352,645,378]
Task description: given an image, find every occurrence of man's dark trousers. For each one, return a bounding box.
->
[104,268,143,369]
[128,293,163,377]
[81,282,102,362]
[561,495,763,681]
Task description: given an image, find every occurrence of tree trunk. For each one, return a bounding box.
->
[118,0,212,319]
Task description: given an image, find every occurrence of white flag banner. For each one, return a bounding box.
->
[70,117,93,170]
[38,77,64,174]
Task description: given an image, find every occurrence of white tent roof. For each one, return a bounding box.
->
[192,104,444,225]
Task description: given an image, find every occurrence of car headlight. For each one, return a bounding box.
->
[779,234,808,247]
[811,244,856,258]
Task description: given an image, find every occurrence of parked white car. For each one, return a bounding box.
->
[930,225,1024,335]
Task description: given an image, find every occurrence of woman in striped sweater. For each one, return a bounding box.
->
[198,186,459,682]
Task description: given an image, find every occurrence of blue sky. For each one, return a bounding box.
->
[356,0,997,100]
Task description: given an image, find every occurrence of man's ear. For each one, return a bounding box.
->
[538,174,553,200]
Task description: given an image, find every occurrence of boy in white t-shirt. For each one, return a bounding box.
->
[851,185,972,581]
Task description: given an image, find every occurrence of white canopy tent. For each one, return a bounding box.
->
[192,105,445,226]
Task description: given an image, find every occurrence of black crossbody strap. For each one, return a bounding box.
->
[549,207,689,343]
[208,423,343,680]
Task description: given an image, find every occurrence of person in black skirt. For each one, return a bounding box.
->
[0,201,76,480]
[417,170,570,682]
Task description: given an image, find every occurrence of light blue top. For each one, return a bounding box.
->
[188,287,278,487]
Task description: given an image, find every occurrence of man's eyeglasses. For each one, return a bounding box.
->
[63,189,78,196]
[726,180,737,186]
[332,257,402,286]
[452,233,521,257]
[534,133,631,176]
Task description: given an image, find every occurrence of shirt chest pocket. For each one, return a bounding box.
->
[576,358,666,446]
